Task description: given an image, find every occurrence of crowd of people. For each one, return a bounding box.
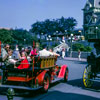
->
[1,44,60,69]
[1,44,31,69]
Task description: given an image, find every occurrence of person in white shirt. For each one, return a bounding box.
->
[62,48,65,59]
[39,46,54,57]
[1,44,10,61]
[8,49,17,64]
[49,49,60,56]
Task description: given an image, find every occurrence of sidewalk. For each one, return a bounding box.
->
[61,57,87,62]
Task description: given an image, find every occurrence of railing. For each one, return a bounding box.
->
[34,56,57,69]
[66,51,90,59]
[53,43,69,53]
[88,34,97,39]
[87,33,100,40]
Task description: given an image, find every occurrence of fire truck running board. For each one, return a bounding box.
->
[51,77,63,83]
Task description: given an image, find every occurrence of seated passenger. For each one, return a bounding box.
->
[12,45,21,60]
[8,49,17,65]
[25,47,31,61]
[29,46,38,57]
[39,46,54,57]
[25,47,31,55]
[49,48,60,56]
[1,48,17,67]
[1,44,10,62]
[1,45,16,66]
[17,51,29,69]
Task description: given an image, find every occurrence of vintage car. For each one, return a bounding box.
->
[83,41,100,88]
[0,41,68,94]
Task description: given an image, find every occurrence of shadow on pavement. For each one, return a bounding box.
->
[0,79,100,100]
[21,91,100,100]
[67,78,100,92]
[0,80,62,99]
[15,81,61,97]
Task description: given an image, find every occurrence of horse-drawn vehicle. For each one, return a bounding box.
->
[0,41,68,94]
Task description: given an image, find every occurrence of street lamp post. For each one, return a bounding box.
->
[41,33,43,39]
[40,33,43,45]
[78,30,82,36]
[47,35,52,49]
[56,31,58,41]
[24,39,26,45]
[65,30,67,35]
[96,27,98,39]
[70,34,73,57]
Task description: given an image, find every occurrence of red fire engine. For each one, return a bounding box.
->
[0,41,68,93]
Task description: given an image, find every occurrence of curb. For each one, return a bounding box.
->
[59,57,87,62]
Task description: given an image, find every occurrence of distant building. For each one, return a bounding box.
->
[74,28,83,36]
[83,0,100,41]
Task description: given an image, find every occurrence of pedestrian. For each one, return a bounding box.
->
[78,50,81,60]
[62,36,65,43]
[62,48,65,59]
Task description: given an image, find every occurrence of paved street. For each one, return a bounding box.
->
[0,58,100,100]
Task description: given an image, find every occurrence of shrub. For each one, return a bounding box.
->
[72,43,92,52]
[85,46,92,52]
[72,43,84,51]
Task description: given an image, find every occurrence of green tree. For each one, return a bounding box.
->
[72,43,92,52]
[30,17,77,36]
[0,29,13,44]
[72,43,84,51]
[12,29,37,45]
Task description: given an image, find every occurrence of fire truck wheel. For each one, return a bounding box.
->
[83,65,93,88]
[64,67,68,82]
[42,73,50,93]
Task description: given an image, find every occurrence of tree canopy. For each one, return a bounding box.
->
[0,16,78,46]
[0,29,13,44]
[30,17,77,35]
[0,28,37,45]
[12,29,35,45]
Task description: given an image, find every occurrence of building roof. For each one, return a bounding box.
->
[89,0,94,7]
[84,0,100,10]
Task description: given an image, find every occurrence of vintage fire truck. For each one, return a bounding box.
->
[83,32,100,88]
[0,41,68,94]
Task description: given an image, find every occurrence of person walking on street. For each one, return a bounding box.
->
[62,48,65,59]
[78,50,81,60]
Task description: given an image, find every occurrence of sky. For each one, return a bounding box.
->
[0,0,86,31]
